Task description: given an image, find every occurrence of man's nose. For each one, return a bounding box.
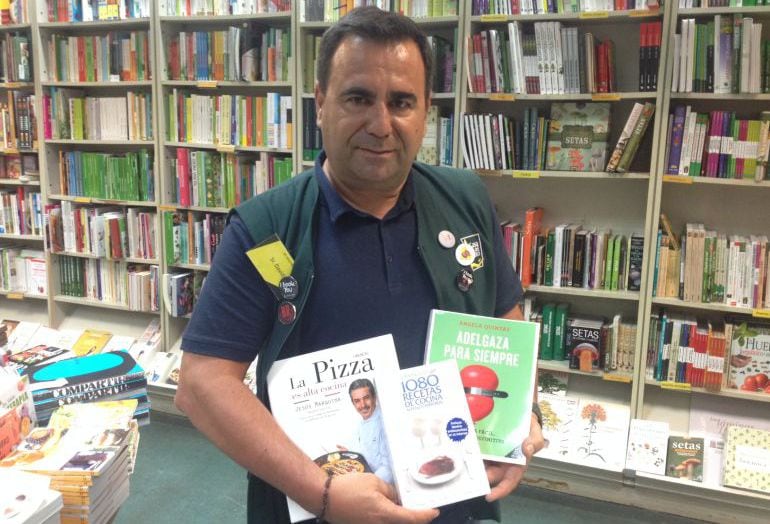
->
[365,101,392,138]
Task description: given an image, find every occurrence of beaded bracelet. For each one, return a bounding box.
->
[316,473,333,523]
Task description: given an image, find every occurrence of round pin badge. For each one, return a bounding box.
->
[278,276,299,301]
[455,242,475,266]
[456,268,474,292]
[278,301,297,325]
[438,230,456,249]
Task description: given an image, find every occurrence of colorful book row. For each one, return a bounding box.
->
[48,32,151,83]
[57,149,154,202]
[0,92,36,150]
[302,1,458,22]
[0,187,42,236]
[47,0,151,21]
[472,0,656,15]
[164,0,291,16]
[163,211,226,267]
[0,247,45,296]
[1,33,31,83]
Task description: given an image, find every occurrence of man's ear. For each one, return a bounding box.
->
[314,83,324,126]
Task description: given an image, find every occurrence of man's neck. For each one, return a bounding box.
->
[322,160,406,220]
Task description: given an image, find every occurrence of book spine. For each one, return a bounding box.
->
[617,103,655,173]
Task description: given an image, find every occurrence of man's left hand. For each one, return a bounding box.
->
[484,412,545,502]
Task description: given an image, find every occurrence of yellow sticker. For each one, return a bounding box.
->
[480,14,507,23]
[246,234,294,287]
[159,204,177,212]
[579,11,609,19]
[3,148,19,154]
[663,175,694,184]
[489,93,515,102]
[591,93,621,102]
[603,374,632,383]
[512,170,540,179]
[7,292,23,300]
[73,197,91,203]
[629,8,659,17]
[660,381,692,392]
[753,309,770,319]
[197,80,218,89]
[216,144,236,153]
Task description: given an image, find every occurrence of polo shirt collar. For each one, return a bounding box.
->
[313,151,415,223]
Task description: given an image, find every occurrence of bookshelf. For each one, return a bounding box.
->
[0,2,766,519]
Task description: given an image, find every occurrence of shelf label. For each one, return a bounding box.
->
[753,309,770,319]
[480,14,507,23]
[476,169,502,177]
[629,8,659,17]
[159,205,177,212]
[662,175,693,184]
[196,80,218,89]
[489,93,515,102]
[603,374,632,383]
[216,144,236,153]
[591,93,621,102]
[3,148,19,154]
[6,292,23,300]
[512,170,540,179]
[579,11,609,19]
[73,197,91,203]
[660,381,692,392]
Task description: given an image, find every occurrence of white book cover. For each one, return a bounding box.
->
[378,359,489,510]
[102,335,137,354]
[148,351,178,383]
[7,321,42,354]
[537,393,579,462]
[267,335,401,523]
[625,419,669,475]
[568,399,630,472]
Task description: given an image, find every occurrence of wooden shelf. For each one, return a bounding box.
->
[679,6,770,16]
[49,194,158,207]
[469,92,657,101]
[0,82,34,89]
[38,19,150,30]
[635,471,770,502]
[478,169,649,180]
[0,178,40,186]
[161,80,292,88]
[54,294,160,314]
[0,289,47,300]
[162,204,230,214]
[645,379,770,404]
[0,23,31,32]
[42,81,153,87]
[662,175,770,187]
[44,139,154,146]
[163,141,292,154]
[159,12,291,25]
[471,9,662,24]
[0,233,44,241]
[670,92,770,101]
[52,251,158,265]
[171,262,211,272]
[651,297,762,316]
[527,284,641,301]
[539,358,633,383]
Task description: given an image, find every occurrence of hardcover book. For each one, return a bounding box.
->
[545,102,611,172]
[266,335,401,523]
[536,393,579,462]
[625,419,669,475]
[377,359,489,509]
[424,309,540,464]
[567,399,630,472]
[727,321,770,393]
[723,426,770,494]
[666,436,704,482]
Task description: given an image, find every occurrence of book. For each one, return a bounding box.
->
[722,426,770,494]
[625,419,669,475]
[377,359,489,509]
[567,317,605,372]
[423,309,540,464]
[568,399,630,472]
[727,321,770,393]
[666,436,704,482]
[0,370,36,460]
[545,102,611,172]
[71,330,113,357]
[536,393,579,463]
[266,335,401,523]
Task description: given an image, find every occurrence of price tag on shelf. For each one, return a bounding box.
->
[660,381,692,392]
[579,11,609,19]
[476,169,502,177]
[480,14,507,23]
[489,93,515,102]
[591,93,621,102]
[216,144,236,153]
[6,292,23,300]
[512,170,540,179]
[603,374,632,383]
[753,309,770,319]
[3,148,19,155]
[629,9,659,17]
[197,80,218,89]
[663,175,693,184]
[73,197,91,203]
[159,205,177,212]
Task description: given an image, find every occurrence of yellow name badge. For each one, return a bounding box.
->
[246,234,294,287]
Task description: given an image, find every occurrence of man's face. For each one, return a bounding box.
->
[350,386,376,420]
[315,36,429,195]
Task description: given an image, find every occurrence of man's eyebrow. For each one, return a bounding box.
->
[339,87,375,98]
[390,91,418,103]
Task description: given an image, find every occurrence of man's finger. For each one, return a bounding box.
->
[386,505,440,524]
[485,472,520,502]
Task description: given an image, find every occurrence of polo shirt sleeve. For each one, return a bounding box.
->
[181,215,276,362]
[491,207,524,317]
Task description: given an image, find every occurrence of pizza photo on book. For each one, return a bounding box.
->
[266,335,401,523]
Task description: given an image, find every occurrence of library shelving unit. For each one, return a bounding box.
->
[154,0,295,381]
[0,2,48,325]
[632,2,770,520]
[31,0,161,340]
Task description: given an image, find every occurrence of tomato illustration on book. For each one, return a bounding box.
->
[460,365,508,422]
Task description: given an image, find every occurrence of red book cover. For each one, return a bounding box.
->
[169,38,180,80]
[246,96,253,146]
[473,33,483,92]
[186,33,195,81]
[596,41,608,93]
[520,207,543,287]
[77,37,86,82]
[177,148,191,207]
[108,218,122,259]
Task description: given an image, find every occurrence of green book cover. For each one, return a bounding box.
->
[540,303,555,360]
[610,235,622,291]
[545,102,610,172]
[603,235,616,291]
[553,303,569,361]
[424,309,540,464]
[544,230,555,285]
[666,436,704,482]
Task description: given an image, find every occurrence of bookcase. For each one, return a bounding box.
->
[3,1,769,519]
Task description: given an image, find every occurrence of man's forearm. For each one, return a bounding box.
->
[176,354,328,515]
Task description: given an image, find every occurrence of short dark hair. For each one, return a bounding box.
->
[316,6,433,99]
[348,378,376,399]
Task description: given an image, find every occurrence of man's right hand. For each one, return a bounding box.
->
[324,472,438,523]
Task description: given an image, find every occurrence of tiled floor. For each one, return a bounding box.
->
[116,413,707,524]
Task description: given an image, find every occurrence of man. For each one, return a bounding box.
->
[176,6,543,524]
[339,379,393,484]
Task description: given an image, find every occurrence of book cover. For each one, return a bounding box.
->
[71,330,113,357]
[377,360,489,510]
[545,102,610,172]
[568,399,630,472]
[0,371,36,460]
[666,436,704,482]
[536,393,579,462]
[266,335,401,523]
[567,317,605,372]
[727,321,770,393]
[625,419,669,475]
[723,426,770,494]
[424,309,540,464]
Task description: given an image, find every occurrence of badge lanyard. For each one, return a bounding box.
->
[246,234,299,324]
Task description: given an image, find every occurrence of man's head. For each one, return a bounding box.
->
[314,7,433,202]
[348,378,377,420]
